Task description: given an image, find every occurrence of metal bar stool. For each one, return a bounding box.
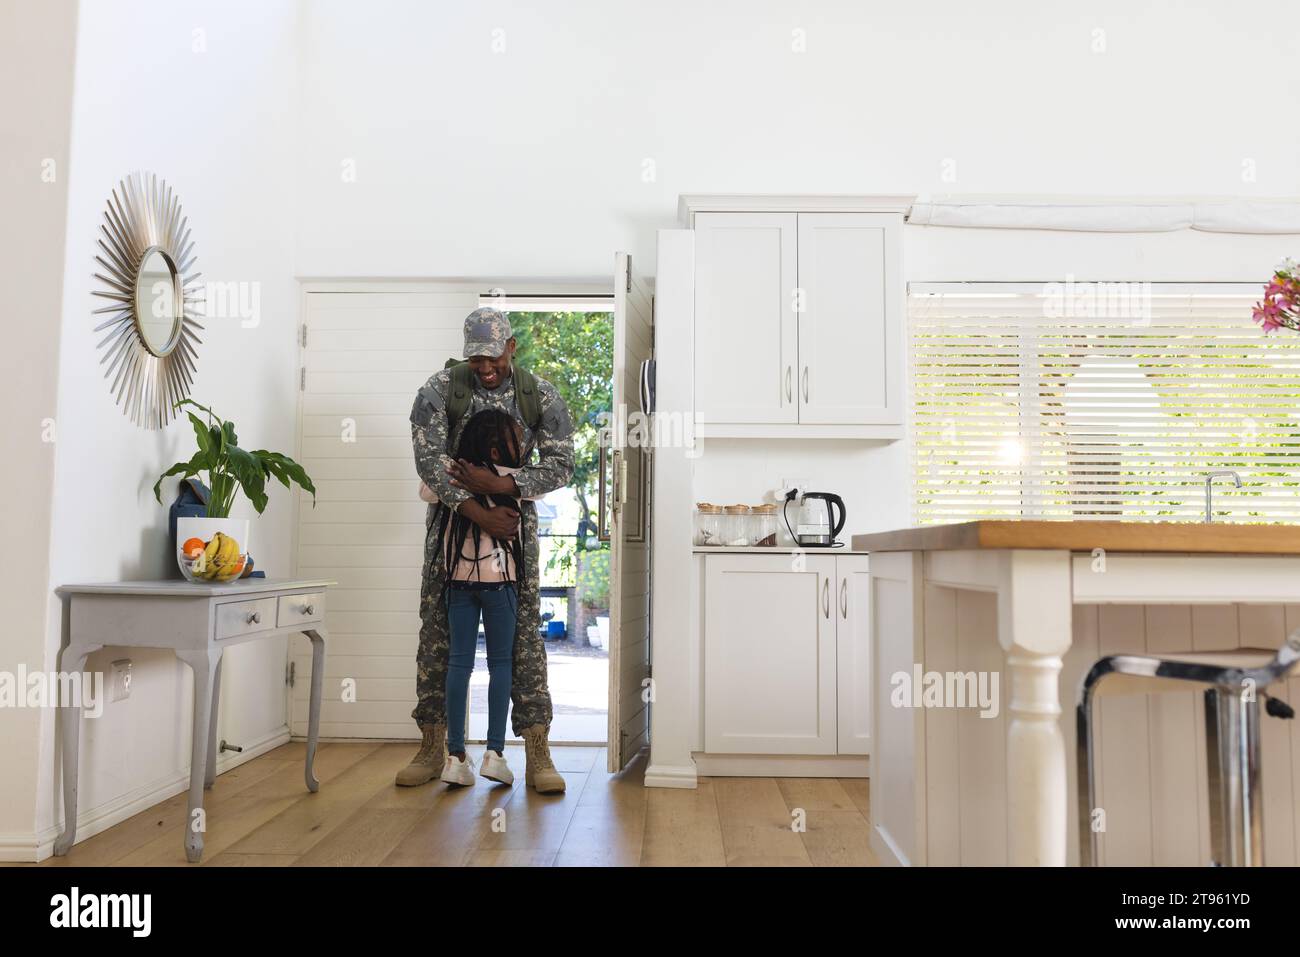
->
[1076,633,1300,866]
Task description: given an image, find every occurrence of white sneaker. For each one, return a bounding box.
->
[440,752,476,787]
[480,749,514,785]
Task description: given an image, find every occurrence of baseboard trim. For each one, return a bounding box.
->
[870,823,910,867]
[691,753,870,778]
[643,763,699,789]
[4,726,291,864]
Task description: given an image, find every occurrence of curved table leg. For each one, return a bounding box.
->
[177,648,222,863]
[205,653,225,789]
[304,628,327,792]
[53,642,103,856]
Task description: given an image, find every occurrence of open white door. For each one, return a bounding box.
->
[606,252,653,771]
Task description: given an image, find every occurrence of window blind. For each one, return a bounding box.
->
[909,290,1300,525]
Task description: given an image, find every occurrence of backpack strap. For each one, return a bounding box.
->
[512,363,543,432]
[444,360,474,434]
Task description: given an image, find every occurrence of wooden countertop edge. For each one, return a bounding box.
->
[850,521,1300,555]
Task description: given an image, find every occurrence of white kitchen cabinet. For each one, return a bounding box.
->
[797,213,902,425]
[834,555,873,755]
[693,212,798,425]
[703,554,837,754]
[702,552,870,758]
[683,195,912,438]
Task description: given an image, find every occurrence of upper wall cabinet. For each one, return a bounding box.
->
[694,212,798,424]
[682,195,913,440]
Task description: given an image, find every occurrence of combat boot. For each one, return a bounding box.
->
[395,722,446,786]
[521,724,566,794]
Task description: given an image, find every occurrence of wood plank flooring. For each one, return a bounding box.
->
[39,742,879,867]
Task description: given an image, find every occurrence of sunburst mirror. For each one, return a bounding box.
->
[92,171,204,429]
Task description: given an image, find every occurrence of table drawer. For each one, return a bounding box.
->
[215,597,278,641]
[278,592,324,628]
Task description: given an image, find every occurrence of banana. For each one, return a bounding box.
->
[188,533,244,582]
[210,533,243,581]
[197,535,221,579]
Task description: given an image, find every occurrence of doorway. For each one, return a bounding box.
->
[465,301,615,745]
[290,283,617,747]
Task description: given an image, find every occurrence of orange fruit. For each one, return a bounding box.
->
[182,537,206,558]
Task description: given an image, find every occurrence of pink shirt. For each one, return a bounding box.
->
[418,466,539,583]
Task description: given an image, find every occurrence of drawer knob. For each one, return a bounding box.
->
[246,612,261,625]
[303,604,315,616]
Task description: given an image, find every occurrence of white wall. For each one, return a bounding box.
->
[31,0,301,854]
[293,0,1300,280]
[0,0,79,858]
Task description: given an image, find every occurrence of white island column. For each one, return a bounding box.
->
[998,549,1072,866]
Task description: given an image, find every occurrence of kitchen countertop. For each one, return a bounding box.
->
[692,546,871,555]
[850,520,1300,555]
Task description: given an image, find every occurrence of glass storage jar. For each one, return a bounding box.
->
[694,503,723,547]
[751,504,778,547]
[722,504,752,547]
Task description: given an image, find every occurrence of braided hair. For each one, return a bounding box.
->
[436,408,526,590]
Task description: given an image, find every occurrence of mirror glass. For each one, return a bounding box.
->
[134,247,181,355]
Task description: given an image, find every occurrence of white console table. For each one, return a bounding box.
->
[53,577,334,862]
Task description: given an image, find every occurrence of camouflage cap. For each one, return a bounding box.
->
[462,307,513,358]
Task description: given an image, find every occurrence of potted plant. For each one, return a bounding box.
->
[153,399,316,582]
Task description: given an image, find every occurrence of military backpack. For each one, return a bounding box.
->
[442,358,543,438]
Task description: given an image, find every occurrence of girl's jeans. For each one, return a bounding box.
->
[445,582,517,754]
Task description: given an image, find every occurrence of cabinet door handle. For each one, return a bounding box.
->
[822,578,830,619]
[802,366,810,403]
[840,578,848,619]
[785,365,792,403]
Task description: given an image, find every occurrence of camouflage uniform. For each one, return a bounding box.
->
[409,352,575,735]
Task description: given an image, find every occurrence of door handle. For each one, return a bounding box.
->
[822,578,830,619]
[615,449,627,508]
[785,365,792,403]
[840,578,848,619]
[597,432,609,542]
[802,366,809,403]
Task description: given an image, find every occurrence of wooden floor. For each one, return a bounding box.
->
[40,741,879,867]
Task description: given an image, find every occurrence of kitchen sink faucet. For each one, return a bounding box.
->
[1204,470,1242,522]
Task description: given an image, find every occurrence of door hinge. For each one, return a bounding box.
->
[300,324,308,348]
[626,257,632,293]
[286,661,296,688]
[300,367,306,391]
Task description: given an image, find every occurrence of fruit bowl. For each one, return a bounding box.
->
[176,517,251,584]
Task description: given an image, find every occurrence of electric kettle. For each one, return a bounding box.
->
[789,491,847,548]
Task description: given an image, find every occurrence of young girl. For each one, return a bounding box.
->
[421,409,532,787]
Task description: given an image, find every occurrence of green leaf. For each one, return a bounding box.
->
[225,445,268,514]
[258,453,292,491]
[153,450,208,504]
[187,412,213,464]
[254,450,317,505]
[222,420,239,450]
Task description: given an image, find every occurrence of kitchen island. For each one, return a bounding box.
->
[852,521,1300,867]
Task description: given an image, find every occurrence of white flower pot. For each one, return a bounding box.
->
[586,625,603,649]
[177,516,251,583]
[596,615,610,645]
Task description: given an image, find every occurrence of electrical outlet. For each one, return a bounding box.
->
[782,476,811,498]
[111,659,132,702]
